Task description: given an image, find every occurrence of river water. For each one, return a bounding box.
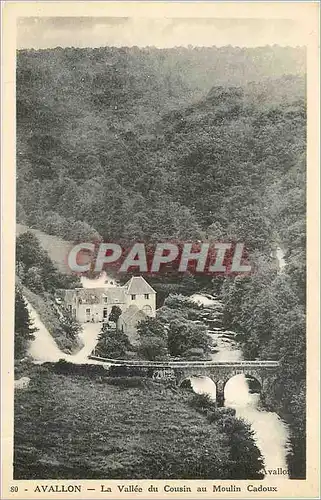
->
[190,293,290,478]
[25,283,290,478]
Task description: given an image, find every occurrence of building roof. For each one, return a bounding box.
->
[120,305,147,325]
[105,287,126,304]
[58,276,156,305]
[124,276,156,296]
[74,288,103,304]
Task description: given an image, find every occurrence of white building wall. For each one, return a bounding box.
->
[75,301,128,323]
[77,303,104,323]
[64,284,156,324]
[125,293,156,317]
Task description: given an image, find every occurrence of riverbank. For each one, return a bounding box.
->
[189,293,290,479]
[14,367,263,480]
[19,290,290,480]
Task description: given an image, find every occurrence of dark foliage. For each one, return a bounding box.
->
[16,231,81,292]
[16,45,306,477]
[17,48,305,250]
[14,286,37,359]
[108,305,122,329]
[14,369,264,479]
[95,323,131,359]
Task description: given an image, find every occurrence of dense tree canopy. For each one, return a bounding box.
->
[16,231,80,292]
[17,47,305,249]
[16,45,306,478]
[95,324,131,359]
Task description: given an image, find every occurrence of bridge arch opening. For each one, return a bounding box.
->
[179,376,216,401]
[180,379,193,390]
[245,375,262,394]
[224,374,262,406]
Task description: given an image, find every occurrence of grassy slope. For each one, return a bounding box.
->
[22,286,83,354]
[15,225,84,354]
[16,223,73,275]
[14,369,233,480]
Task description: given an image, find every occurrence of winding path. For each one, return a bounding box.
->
[25,291,290,477]
[26,301,103,365]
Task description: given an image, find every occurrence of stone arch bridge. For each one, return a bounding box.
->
[90,356,280,406]
[172,360,279,406]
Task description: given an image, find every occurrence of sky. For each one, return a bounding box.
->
[17,17,307,49]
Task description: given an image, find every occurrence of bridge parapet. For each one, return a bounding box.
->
[175,363,279,407]
[89,355,279,370]
[89,356,279,407]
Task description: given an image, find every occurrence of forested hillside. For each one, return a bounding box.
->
[17,46,305,245]
[16,45,306,478]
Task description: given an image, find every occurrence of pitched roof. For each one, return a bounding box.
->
[105,287,126,304]
[120,305,147,325]
[124,276,156,296]
[74,288,103,304]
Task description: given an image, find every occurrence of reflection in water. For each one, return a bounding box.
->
[190,293,290,478]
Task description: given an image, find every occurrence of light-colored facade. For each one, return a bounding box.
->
[58,277,156,334]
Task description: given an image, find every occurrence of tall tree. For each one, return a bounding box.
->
[14,286,37,359]
[108,305,122,331]
[137,317,169,361]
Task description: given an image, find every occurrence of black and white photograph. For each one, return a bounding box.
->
[1,2,319,498]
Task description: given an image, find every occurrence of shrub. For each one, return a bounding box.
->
[52,359,107,377]
[190,392,216,411]
[95,324,130,359]
[106,376,147,388]
[180,379,193,390]
[164,293,201,310]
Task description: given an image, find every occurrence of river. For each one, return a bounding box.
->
[190,292,290,478]
[25,266,289,478]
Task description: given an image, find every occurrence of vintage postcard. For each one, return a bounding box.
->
[1,1,320,499]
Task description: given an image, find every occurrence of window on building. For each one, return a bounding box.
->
[144,294,149,299]
[104,297,108,303]
[142,305,153,316]
[103,308,108,318]
[131,294,136,300]
[86,308,91,315]
[68,304,72,313]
